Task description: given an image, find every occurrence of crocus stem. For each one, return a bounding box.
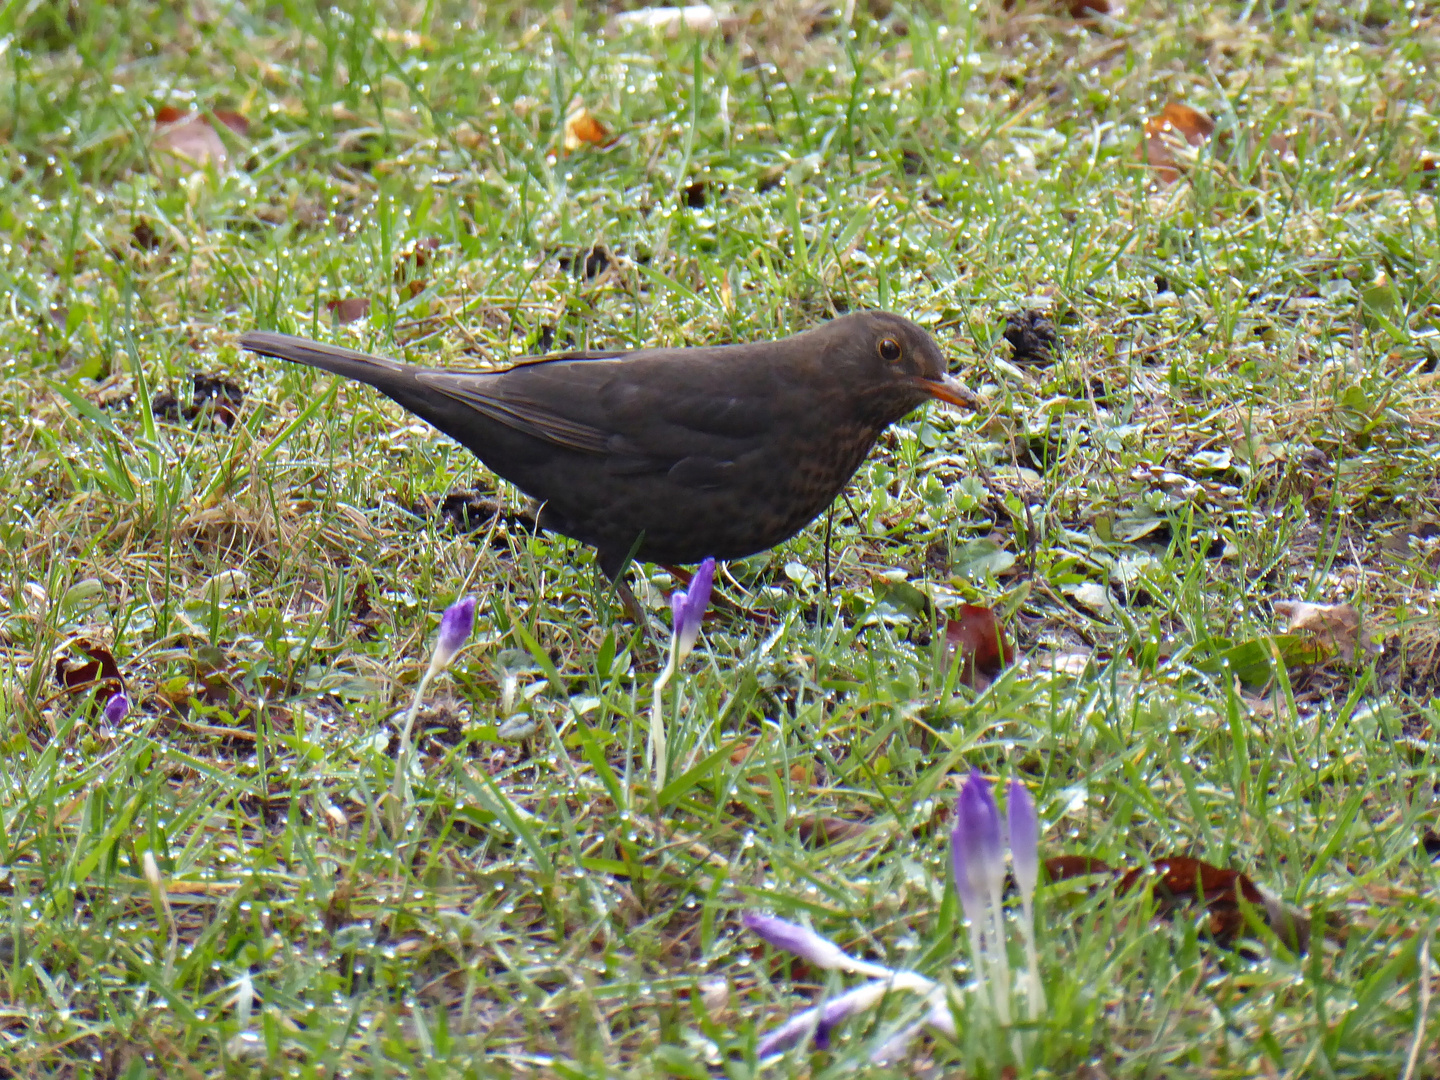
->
[649,647,677,791]
[388,658,436,835]
[964,918,987,1015]
[984,889,1012,1028]
[1020,895,1045,1022]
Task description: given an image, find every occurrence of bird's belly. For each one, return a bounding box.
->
[517,433,876,566]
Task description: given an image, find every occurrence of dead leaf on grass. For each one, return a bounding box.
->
[795,815,869,846]
[562,97,615,154]
[153,106,246,173]
[54,638,125,695]
[729,738,812,785]
[945,604,1015,688]
[1143,103,1215,185]
[1272,601,1370,663]
[22,582,49,616]
[1042,650,1094,677]
[1046,853,1309,952]
[327,297,371,324]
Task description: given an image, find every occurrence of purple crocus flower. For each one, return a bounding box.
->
[1007,778,1039,904]
[670,557,715,661]
[951,769,1004,923]
[1008,777,1046,1021]
[430,596,476,672]
[742,912,853,971]
[103,690,129,725]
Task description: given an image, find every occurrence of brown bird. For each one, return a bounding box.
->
[240,311,978,615]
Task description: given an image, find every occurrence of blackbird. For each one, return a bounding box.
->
[240,311,978,612]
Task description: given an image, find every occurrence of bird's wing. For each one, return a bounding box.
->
[416,348,782,479]
[415,349,633,455]
[417,371,616,455]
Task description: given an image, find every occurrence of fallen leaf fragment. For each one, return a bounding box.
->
[795,815,869,846]
[54,639,124,695]
[327,297,371,324]
[1045,853,1309,952]
[563,97,614,153]
[394,237,441,283]
[1065,581,1114,616]
[154,106,237,172]
[945,604,1015,688]
[1043,650,1093,677]
[728,738,811,785]
[211,109,249,136]
[1272,600,1366,663]
[22,582,48,615]
[1143,102,1215,185]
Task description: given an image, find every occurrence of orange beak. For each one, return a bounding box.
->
[919,374,982,410]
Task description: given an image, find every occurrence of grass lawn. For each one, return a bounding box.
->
[3,0,1440,1075]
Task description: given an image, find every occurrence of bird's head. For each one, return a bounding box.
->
[829,311,981,426]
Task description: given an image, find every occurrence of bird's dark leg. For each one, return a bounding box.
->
[613,574,652,629]
[824,502,835,597]
[600,543,661,639]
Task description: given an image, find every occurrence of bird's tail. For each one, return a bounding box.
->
[239,331,420,390]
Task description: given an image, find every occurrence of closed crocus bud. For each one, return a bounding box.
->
[1008,778,1039,904]
[671,557,715,661]
[951,769,1004,923]
[104,690,130,725]
[743,912,853,971]
[430,596,476,673]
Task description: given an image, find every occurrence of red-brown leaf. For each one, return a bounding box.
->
[795,816,869,846]
[1143,103,1215,185]
[1117,856,1266,945]
[54,639,124,693]
[154,109,232,171]
[211,109,249,136]
[562,100,615,154]
[327,297,371,324]
[945,603,1015,687]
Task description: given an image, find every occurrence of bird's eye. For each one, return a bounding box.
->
[878,337,902,362]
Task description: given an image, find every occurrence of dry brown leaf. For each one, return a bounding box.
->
[728,738,811,784]
[327,297,371,324]
[1272,601,1364,663]
[563,98,614,154]
[54,638,124,694]
[211,109,249,137]
[1046,854,1309,952]
[154,106,234,172]
[1143,102,1215,185]
[945,604,1015,688]
[795,815,869,846]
